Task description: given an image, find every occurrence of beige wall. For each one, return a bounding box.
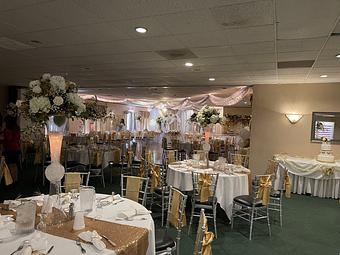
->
[249,83,340,175]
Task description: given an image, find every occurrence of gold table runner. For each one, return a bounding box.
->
[46,217,149,255]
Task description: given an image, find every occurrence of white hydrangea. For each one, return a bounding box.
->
[29,80,41,88]
[50,75,66,91]
[16,100,22,107]
[210,114,219,124]
[53,96,64,106]
[41,73,51,81]
[76,102,86,115]
[29,96,51,114]
[32,85,42,94]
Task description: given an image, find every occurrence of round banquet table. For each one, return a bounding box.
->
[167,160,250,219]
[67,147,119,168]
[2,194,155,255]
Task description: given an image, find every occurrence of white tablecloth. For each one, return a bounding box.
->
[274,154,340,199]
[67,148,118,168]
[167,161,249,218]
[2,194,155,255]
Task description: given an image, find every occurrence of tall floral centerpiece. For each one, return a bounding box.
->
[17,73,86,194]
[190,105,224,141]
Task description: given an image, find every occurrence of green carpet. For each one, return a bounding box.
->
[1,166,339,255]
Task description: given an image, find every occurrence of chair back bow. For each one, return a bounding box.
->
[257,176,272,205]
[284,170,291,198]
[150,164,161,192]
[202,217,214,255]
[198,173,213,202]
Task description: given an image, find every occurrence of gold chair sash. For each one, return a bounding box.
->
[284,170,291,198]
[150,164,160,192]
[257,176,272,205]
[2,162,13,185]
[145,151,152,165]
[170,189,186,228]
[167,150,176,164]
[138,159,146,177]
[113,150,121,164]
[127,150,134,168]
[126,176,141,202]
[234,154,243,166]
[202,217,214,255]
[64,173,81,192]
[198,173,212,202]
[95,151,102,167]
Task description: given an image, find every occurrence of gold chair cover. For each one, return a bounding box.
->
[198,173,212,202]
[126,176,142,202]
[64,173,81,192]
[202,217,214,255]
[170,189,186,228]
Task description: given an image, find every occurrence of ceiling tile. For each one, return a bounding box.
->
[226,25,274,45]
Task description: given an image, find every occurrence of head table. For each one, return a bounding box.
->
[167,160,250,219]
[274,154,340,199]
[2,193,155,255]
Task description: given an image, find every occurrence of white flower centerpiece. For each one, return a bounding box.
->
[17,73,86,194]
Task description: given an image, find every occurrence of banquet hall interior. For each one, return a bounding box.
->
[0,1,340,255]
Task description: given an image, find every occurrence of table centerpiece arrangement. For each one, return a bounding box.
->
[16,73,86,194]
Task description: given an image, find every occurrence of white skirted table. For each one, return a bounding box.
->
[274,154,340,199]
[167,160,250,219]
[2,194,155,255]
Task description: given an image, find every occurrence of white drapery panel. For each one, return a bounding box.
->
[80,86,252,110]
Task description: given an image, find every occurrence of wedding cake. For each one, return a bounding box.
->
[317,138,335,163]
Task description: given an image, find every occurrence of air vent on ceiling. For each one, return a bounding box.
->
[277,60,315,69]
[156,48,198,60]
[0,37,35,50]
[331,32,340,37]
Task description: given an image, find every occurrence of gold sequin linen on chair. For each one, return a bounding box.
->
[284,170,291,198]
[64,173,81,192]
[126,176,142,202]
[45,217,149,255]
[256,176,272,205]
[198,173,213,202]
[169,189,186,229]
[150,164,160,192]
[202,217,214,255]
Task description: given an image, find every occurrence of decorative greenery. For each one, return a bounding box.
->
[81,100,107,121]
[16,73,86,124]
[6,102,18,117]
[224,114,251,126]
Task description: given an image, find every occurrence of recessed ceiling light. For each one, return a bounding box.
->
[336,54,340,58]
[135,27,147,34]
[185,62,193,67]
[209,78,215,81]
[162,86,169,89]
[320,74,328,78]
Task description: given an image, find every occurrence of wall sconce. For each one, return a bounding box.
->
[285,113,303,124]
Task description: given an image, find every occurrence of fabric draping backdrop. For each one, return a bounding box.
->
[80,86,252,110]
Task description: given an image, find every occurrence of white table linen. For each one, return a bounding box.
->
[274,154,340,199]
[167,161,249,218]
[2,194,155,255]
[67,148,118,168]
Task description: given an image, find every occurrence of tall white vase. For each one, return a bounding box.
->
[45,116,67,195]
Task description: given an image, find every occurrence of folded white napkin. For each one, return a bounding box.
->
[116,208,151,220]
[78,230,106,251]
[3,200,21,210]
[20,246,33,255]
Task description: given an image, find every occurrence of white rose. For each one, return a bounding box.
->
[210,115,219,124]
[29,80,40,88]
[50,75,66,91]
[53,96,64,106]
[41,73,51,81]
[32,85,42,94]
[16,100,22,107]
